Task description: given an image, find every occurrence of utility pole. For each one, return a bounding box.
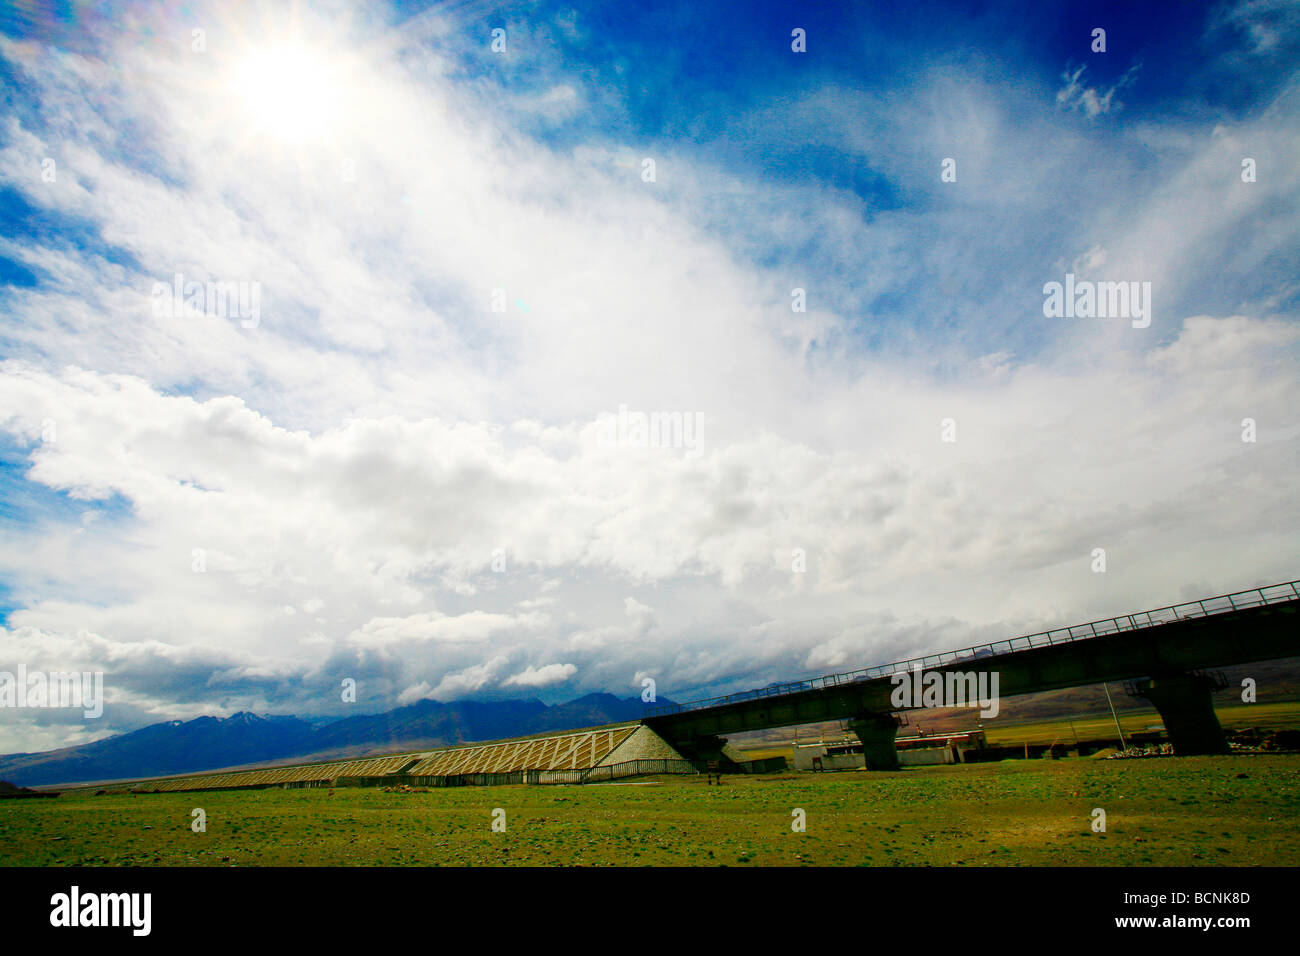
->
[1103,682,1127,750]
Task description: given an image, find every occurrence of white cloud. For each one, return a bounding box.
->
[348,611,549,648]
[430,657,510,699]
[1056,64,1140,118]
[503,663,577,688]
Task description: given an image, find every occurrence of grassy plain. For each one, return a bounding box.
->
[980,701,1300,748]
[3,754,1298,867]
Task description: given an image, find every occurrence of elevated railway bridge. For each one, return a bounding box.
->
[644,580,1300,769]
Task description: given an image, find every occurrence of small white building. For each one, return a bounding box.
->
[792,740,866,771]
[793,730,987,770]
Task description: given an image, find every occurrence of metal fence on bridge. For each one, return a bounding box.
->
[646,579,1300,718]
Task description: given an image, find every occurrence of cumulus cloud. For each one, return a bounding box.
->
[504,663,577,688]
[430,657,510,699]
[348,611,550,648]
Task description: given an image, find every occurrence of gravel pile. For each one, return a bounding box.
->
[1105,744,1174,759]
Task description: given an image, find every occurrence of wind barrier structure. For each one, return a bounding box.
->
[110,724,696,794]
[646,580,1300,718]
[130,753,423,793]
[403,725,639,776]
[130,758,698,793]
[340,760,702,788]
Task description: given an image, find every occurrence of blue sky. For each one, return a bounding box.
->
[0,0,1297,752]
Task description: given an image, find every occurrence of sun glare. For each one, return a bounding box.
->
[231,44,338,143]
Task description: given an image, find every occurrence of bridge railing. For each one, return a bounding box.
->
[645,579,1300,718]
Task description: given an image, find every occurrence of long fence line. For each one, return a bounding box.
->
[646,579,1300,718]
[305,757,788,788]
[345,758,701,787]
[128,758,703,793]
[128,756,810,793]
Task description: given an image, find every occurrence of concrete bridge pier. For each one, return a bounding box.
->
[1129,673,1230,755]
[849,714,903,770]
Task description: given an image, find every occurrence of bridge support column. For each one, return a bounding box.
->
[849,714,902,771]
[1129,674,1229,755]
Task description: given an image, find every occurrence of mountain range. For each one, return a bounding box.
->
[0,692,670,788]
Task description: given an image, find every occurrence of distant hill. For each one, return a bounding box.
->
[307,697,549,753]
[0,692,670,788]
[532,692,657,731]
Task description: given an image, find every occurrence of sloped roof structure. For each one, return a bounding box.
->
[119,723,686,792]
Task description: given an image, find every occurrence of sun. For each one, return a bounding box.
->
[230,43,338,143]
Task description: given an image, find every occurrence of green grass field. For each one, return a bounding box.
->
[980,701,1300,748]
[3,754,1299,867]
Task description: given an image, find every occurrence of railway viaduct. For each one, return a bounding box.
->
[644,581,1300,770]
